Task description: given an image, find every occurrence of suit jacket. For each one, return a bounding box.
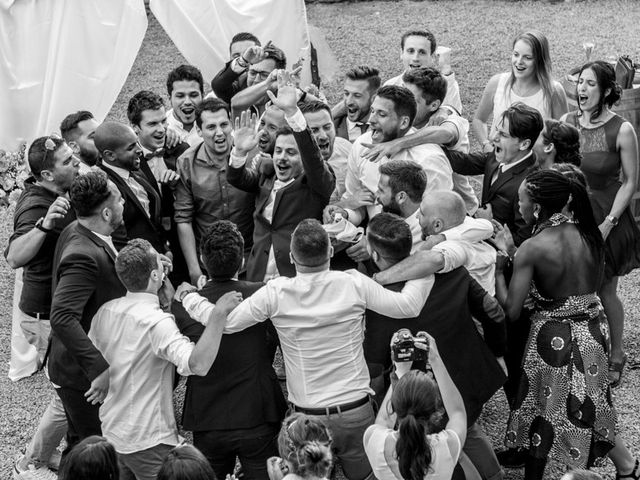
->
[227,127,335,281]
[173,279,287,431]
[211,60,247,105]
[48,221,126,390]
[333,111,369,142]
[364,267,507,424]
[446,149,537,246]
[100,164,168,253]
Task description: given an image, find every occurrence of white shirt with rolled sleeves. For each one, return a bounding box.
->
[182,269,433,408]
[343,130,454,226]
[88,292,195,454]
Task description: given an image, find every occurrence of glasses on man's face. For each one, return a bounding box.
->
[248,69,272,81]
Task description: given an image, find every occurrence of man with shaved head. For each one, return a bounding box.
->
[95,121,170,256]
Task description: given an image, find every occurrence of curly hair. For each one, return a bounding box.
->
[70,170,112,217]
[200,220,244,279]
[127,90,165,126]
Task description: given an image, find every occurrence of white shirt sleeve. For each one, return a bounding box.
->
[431,240,469,273]
[148,316,195,376]
[348,270,433,318]
[229,150,248,168]
[224,284,273,333]
[285,108,307,132]
[182,292,216,326]
[443,217,493,242]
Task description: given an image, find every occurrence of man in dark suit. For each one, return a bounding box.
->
[127,90,190,281]
[173,220,286,480]
[445,102,542,246]
[94,121,170,256]
[332,66,380,143]
[48,171,126,459]
[364,213,506,480]
[228,71,335,282]
[210,32,261,104]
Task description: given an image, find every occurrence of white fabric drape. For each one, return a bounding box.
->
[0,0,148,151]
[150,0,311,86]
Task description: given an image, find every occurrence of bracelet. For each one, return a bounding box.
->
[35,217,52,233]
[236,56,249,69]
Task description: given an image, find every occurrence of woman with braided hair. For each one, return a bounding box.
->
[496,169,638,480]
[267,413,333,480]
[533,119,583,169]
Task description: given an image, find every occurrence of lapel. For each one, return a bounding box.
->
[271,177,300,219]
[76,222,117,263]
[257,175,276,215]
[138,158,161,194]
[487,153,536,198]
[132,171,161,220]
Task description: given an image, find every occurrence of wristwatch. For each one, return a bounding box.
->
[606,215,619,226]
[35,217,52,233]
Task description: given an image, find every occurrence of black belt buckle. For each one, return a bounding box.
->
[293,395,370,416]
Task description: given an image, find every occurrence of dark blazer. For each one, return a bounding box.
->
[48,221,126,390]
[364,267,507,424]
[100,164,168,253]
[211,60,247,105]
[173,279,287,431]
[227,127,335,281]
[445,149,537,246]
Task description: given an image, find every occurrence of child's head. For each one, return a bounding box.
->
[278,413,333,479]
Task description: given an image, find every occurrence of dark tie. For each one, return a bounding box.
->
[490,165,503,186]
[357,123,369,135]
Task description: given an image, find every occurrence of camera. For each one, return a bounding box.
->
[391,329,429,363]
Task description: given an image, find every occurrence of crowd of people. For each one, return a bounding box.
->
[5,23,640,480]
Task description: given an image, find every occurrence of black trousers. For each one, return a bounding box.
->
[56,387,101,466]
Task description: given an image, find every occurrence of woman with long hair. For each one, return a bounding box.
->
[363,333,467,480]
[473,30,568,152]
[267,413,333,480]
[561,60,640,388]
[58,436,119,480]
[533,119,582,168]
[496,169,638,480]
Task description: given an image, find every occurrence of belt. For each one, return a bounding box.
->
[291,396,370,416]
[22,311,50,320]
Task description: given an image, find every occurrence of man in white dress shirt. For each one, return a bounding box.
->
[89,239,241,480]
[179,218,433,480]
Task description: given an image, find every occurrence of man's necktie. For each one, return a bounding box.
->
[357,123,368,135]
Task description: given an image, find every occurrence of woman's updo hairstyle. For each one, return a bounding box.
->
[278,413,333,479]
[391,370,446,480]
[577,60,622,119]
[542,119,582,167]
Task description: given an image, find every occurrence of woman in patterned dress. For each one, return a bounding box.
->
[495,169,638,480]
[561,60,640,388]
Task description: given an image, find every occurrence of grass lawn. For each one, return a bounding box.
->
[2,1,640,478]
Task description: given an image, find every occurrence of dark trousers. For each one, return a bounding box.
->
[194,424,279,480]
[56,387,101,466]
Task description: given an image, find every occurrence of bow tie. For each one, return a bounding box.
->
[143,148,165,160]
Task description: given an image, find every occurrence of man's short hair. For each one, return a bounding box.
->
[275,125,295,141]
[423,190,466,228]
[264,44,287,69]
[70,170,112,217]
[230,32,260,50]
[200,221,245,279]
[367,213,412,262]
[400,30,437,54]
[299,100,333,118]
[402,67,447,104]
[166,65,204,96]
[116,239,157,291]
[379,160,427,203]
[28,136,66,180]
[60,111,95,142]
[345,66,381,93]
[500,102,544,149]
[195,98,231,129]
[290,219,330,267]
[127,90,165,126]
[375,85,417,126]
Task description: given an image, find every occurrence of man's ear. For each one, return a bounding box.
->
[40,169,55,182]
[102,150,115,163]
[519,138,531,151]
[427,99,441,113]
[329,245,334,259]
[396,191,407,205]
[543,142,554,154]
[289,252,295,265]
[132,124,141,135]
[68,140,80,155]
[399,115,411,131]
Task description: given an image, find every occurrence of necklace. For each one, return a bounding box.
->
[532,212,574,236]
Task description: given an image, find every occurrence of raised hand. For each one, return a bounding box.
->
[266,70,300,116]
[42,196,71,230]
[233,110,259,156]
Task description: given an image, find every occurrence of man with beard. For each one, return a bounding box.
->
[384,30,462,114]
[174,98,255,285]
[60,111,100,173]
[324,85,454,264]
[250,104,287,170]
[7,137,79,479]
[333,66,380,143]
[48,170,127,459]
[166,65,205,147]
[96,122,170,257]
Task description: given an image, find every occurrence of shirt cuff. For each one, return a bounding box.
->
[285,108,307,132]
[229,150,248,168]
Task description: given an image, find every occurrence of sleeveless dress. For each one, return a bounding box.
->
[490,72,552,138]
[504,214,616,469]
[567,111,640,278]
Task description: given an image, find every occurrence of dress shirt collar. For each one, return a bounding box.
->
[196,142,227,168]
[501,150,533,173]
[273,178,294,192]
[346,117,368,130]
[125,291,160,305]
[90,230,118,256]
[102,162,130,180]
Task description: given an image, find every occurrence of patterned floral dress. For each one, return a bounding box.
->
[504,215,616,468]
